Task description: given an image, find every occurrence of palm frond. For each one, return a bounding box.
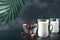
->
[0,0,26,24]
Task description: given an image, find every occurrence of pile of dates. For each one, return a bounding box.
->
[21,23,37,39]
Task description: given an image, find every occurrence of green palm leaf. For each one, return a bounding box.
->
[0,0,25,24]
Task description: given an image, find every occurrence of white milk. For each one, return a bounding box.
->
[38,22,49,37]
[50,21,59,33]
[33,27,37,34]
[32,23,37,34]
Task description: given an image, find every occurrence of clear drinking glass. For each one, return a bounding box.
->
[37,19,53,37]
[50,18,59,33]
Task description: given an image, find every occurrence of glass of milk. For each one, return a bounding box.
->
[37,19,53,38]
[32,23,38,34]
[50,18,59,33]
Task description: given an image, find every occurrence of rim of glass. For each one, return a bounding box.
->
[37,19,49,20]
[50,18,60,19]
[50,18,60,21]
[50,18,60,20]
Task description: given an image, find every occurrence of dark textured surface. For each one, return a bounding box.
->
[0,28,60,40]
[0,0,60,40]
